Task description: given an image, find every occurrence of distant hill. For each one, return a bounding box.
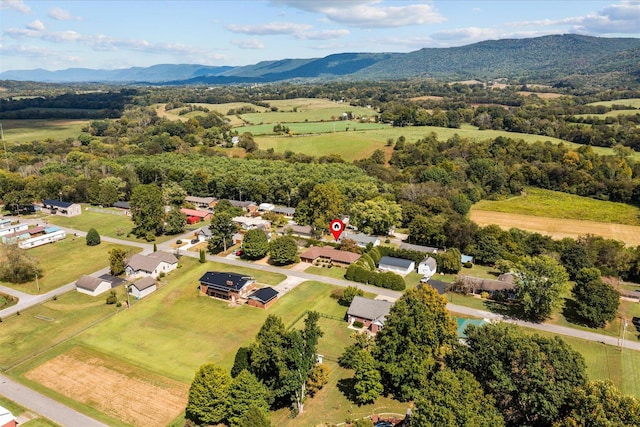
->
[1,35,638,84]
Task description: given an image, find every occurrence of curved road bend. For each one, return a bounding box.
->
[0,374,109,427]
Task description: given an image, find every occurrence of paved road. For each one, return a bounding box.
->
[0,374,109,427]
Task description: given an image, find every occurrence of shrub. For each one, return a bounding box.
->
[159,271,166,278]
[116,301,122,307]
[339,286,364,306]
[481,291,490,299]
[176,239,182,244]
[353,320,364,328]
[86,228,101,246]
[106,290,117,305]
[464,261,473,268]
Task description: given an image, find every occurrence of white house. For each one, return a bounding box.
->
[232,216,271,231]
[258,203,275,212]
[18,228,65,249]
[42,199,81,216]
[130,276,157,299]
[378,256,415,276]
[0,223,28,237]
[125,252,178,279]
[418,256,438,279]
[340,232,380,248]
[0,405,16,427]
[76,275,112,296]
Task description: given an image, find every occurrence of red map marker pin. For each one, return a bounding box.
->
[330,219,345,241]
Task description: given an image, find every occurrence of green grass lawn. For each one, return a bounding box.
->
[1,119,89,144]
[43,206,186,243]
[472,187,640,225]
[304,265,348,280]
[0,291,119,369]
[240,106,375,125]
[236,120,386,135]
[0,238,141,294]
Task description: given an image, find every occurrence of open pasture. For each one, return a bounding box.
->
[25,346,189,427]
[587,98,640,108]
[517,91,564,99]
[573,110,640,118]
[238,120,386,135]
[0,119,88,144]
[472,187,640,226]
[0,237,141,294]
[239,106,375,125]
[470,210,640,246]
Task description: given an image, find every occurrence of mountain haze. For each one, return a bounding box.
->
[1,35,638,84]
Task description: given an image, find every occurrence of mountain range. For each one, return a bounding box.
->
[1,34,639,84]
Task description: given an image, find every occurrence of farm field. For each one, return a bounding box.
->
[239,106,375,125]
[469,210,640,246]
[0,237,141,294]
[586,98,640,108]
[472,187,640,225]
[236,120,386,136]
[573,109,640,118]
[0,119,89,144]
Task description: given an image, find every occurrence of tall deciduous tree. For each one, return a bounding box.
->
[185,363,231,426]
[130,183,164,240]
[413,369,504,427]
[108,247,128,276]
[243,229,269,260]
[555,380,640,427]
[164,206,186,235]
[162,181,186,207]
[269,236,298,266]
[0,243,42,284]
[514,255,569,321]
[348,197,402,235]
[250,315,288,406]
[207,212,236,254]
[226,370,270,427]
[373,285,457,401]
[459,323,587,427]
[352,350,383,405]
[294,183,345,233]
[571,267,620,327]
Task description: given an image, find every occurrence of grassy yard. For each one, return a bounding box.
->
[472,187,640,225]
[0,396,61,426]
[304,265,348,280]
[43,206,195,244]
[0,238,141,294]
[0,290,119,369]
[0,119,89,144]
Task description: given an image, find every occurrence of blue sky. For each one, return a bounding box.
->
[1,0,638,71]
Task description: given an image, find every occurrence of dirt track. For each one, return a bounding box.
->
[470,210,640,246]
[25,348,188,427]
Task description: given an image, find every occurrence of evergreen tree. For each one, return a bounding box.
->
[164,206,186,235]
[85,228,101,246]
[243,229,269,260]
[227,370,270,427]
[130,183,165,239]
[231,346,252,378]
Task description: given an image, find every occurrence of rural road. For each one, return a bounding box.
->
[0,374,109,427]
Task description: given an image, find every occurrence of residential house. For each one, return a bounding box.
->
[279,224,314,239]
[423,279,448,295]
[185,196,217,210]
[299,246,361,267]
[0,405,16,427]
[0,219,11,228]
[195,227,212,242]
[272,206,295,217]
[0,223,28,239]
[417,256,437,279]
[258,203,275,212]
[130,276,157,299]
[340,232,380,248]
[232,216,271,231]
[42,199,81,216]
[228,200,258,214]
[455,273,515,297]
[125,252,178,279]
[76,275,112,296]
[399,242,439,254]
[199,271,256,302]
[113,201,130,216]
[180,208,213,222]
[346,296,393,334]
[247,287,279,309]
[18,227,66,249]
[378,256,415,276]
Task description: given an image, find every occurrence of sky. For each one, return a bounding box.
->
[0,0,639,71]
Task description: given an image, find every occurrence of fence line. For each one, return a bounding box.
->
[86,207,127,216]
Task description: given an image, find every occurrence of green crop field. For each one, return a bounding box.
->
[573,110,640,118]
[0,238,141,294]
[238,120,386,135]
[0,119,89,144]
[472,187,640,225]
[587,98,640,108]
[240,106,375,125]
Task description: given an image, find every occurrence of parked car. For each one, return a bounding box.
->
[235,249,244,256]
[191,239,199,244]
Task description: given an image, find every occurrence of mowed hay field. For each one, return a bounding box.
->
[471,187,640,245]
[1,119,89,144]
[25,346,188,427]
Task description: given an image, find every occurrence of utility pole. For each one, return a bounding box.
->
[621,318,628,352]
[35,273,40,293]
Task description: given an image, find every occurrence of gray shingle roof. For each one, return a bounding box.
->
[132,276,156,291]
[421,256,437,270]
[379,256,414,269]
[76,275,105,291]
[347,296,393,323]
[127,252,177,273]
[399,243,439,253]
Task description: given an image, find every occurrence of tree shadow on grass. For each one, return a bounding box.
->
[337,377,358,404]
[562,297,591,327]
[483,299,523,319]
[632,317,640,340]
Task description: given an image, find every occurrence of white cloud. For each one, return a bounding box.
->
[26,20,45,31]
[231,39,265,49]
[431,27,498,42]
[48,7,81,21]
[272,0,445,28]
[297,29,350,40]
[226,22,312,36]
[0,0,31,14]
